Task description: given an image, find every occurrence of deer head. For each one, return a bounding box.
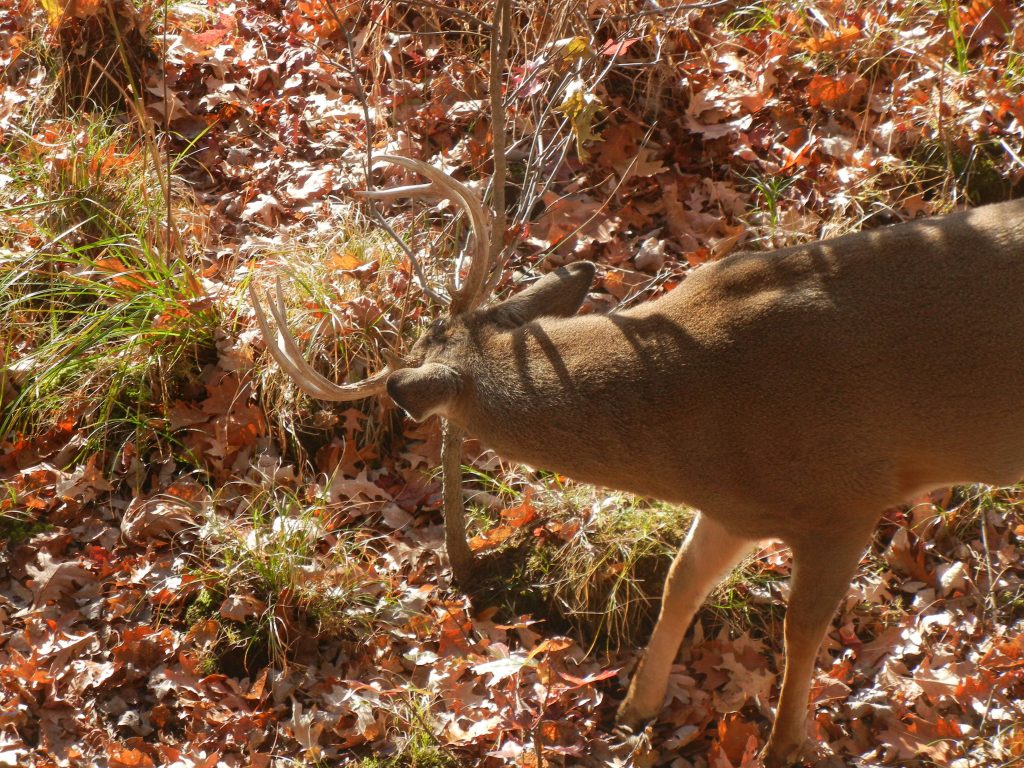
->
[386,261,594,422]
[248,155,595,425]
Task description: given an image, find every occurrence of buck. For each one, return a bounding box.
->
[250,156,1024,766]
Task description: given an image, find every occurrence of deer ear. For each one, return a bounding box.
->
[487,262,596,328]
[386,364,462,422]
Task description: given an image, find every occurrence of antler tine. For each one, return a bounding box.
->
[360,182,434,199]
[248,278,391,401]
[364,155,494,314]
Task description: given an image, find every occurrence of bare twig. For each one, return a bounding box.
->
[607,0,733,20]
[1000,138,1024,171]
[509,7,648,262]
[977,497,998,621]
[486,0,512,287]
[163,0,171,258]
[401,0,493,31]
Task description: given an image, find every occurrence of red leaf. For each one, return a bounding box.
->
[600,37,641,56]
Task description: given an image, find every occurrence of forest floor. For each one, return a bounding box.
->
[1,1,1024,766]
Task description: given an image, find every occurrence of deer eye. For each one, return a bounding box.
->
[428,318,448,339]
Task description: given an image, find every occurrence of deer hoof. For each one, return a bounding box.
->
[615,696,660,732]
[760,736,805,768]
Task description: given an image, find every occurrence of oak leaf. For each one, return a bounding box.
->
[25,551,95,607]
[121,496,196,545]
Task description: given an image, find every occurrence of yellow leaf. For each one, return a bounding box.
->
[331,250,363,271]
[38,0,64,26]
[556,78,603,160]
[562,36,594,62]
[38,0,104,28]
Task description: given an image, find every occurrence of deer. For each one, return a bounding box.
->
[249,155,1024,766]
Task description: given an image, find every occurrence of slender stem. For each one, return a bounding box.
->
[164,0,171,259]
[436,0,513,585]
[488,0,511,276]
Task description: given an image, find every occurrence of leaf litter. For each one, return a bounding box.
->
[1,0,1023,766]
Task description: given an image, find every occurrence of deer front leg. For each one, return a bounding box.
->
[762,528,875,767]
[440,420,476,585]
[617,512,754,728]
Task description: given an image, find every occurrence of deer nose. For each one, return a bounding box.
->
[385,371,402,403]
[384,363,461,422]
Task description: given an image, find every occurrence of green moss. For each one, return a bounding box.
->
[184,586,218,627]
[0,514,54,545]
[356,732,461,768]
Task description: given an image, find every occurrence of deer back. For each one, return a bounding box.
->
[391,198,1024,543]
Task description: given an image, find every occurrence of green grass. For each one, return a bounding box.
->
[541,493,690,650]
[459,474,687,650]
[938,0,970,74]
[356,710,462,767]
[0,116,216,458]
[454,468,795,650]
[1004,50,1024,90]
[185,484,392,672]
[724,0,780,35]
[933,485,1024,611]
[744,171,799,247]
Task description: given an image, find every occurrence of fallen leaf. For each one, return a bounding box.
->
[219,594,268,622]
[121,496,196,545]
[25,551,96,607]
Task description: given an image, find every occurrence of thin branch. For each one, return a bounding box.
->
[163,0,171,259]
[486,0,512,290]
[363,197,448,304]
[401,0,493,31]
[439,0,512,584]
[607,0,734,20]
[1000,138,1024,171]
[509,6,648,260]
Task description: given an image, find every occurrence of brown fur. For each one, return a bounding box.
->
[386,198,1024,765]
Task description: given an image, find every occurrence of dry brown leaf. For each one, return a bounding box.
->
[107,745,155,768]
[219,594,267,622]
[469,524,515,552]
[285,167,334,203]
[25,551,95,607]
[708,713,761,767]
[500,492,536,528]
[814,73,868,111]
[602,268,647,300]
[885,527,934,584]
[121,496,196,545]
[800,25,860,53]
[64,659,119,701]
[959,0,1015,44]
[325,470,392,504]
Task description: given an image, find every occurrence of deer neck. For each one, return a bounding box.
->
[448,301,722,502]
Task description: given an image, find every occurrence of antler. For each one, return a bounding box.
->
[248,278,392,401]
[359,155,494,314]
[249,155,493,403]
